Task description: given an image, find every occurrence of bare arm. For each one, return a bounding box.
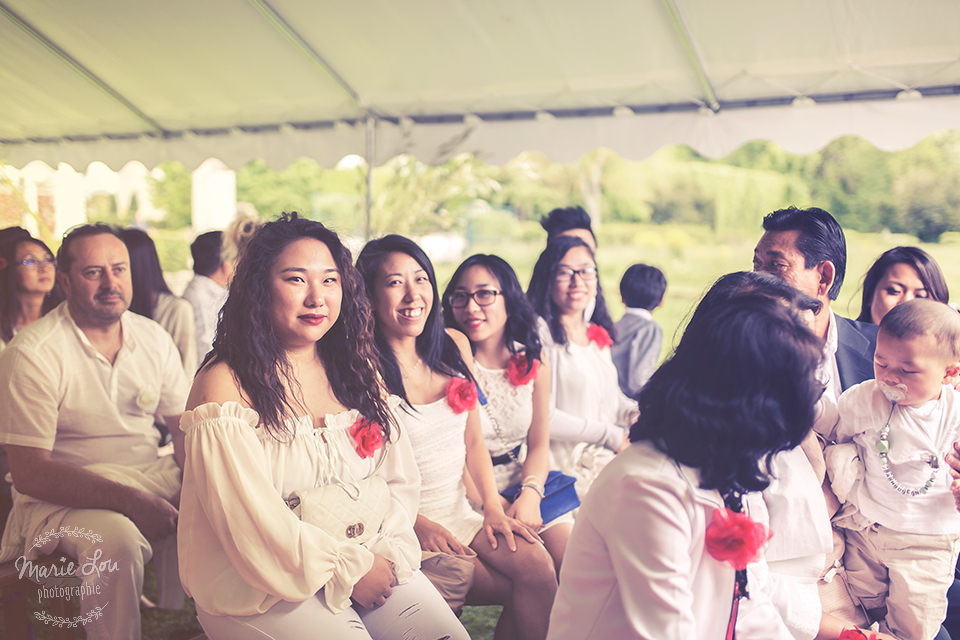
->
[508,353,552,528]
[166,413,185,469]
[6,444,178,541]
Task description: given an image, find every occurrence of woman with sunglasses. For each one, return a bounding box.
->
[442,254,573,572]
[527,236,636,496]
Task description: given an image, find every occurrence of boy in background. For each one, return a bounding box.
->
[611,264,666,400]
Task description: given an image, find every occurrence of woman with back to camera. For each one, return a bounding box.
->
[0,229,63,352]
[547,292,824,639]
[357,235,558,640]
[120,228,197,376]
[442,254,573,571]
[178,214,468,640]
[526,235,635,496]
[857,246,949,325]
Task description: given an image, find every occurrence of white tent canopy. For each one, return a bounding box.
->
[2,0,960,171]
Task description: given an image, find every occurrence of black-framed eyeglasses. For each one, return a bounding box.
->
[554,267,597,282]
[448,289,501,309]
[18,257,56,268]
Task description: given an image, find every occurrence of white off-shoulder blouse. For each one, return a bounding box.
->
[178,401,422,617]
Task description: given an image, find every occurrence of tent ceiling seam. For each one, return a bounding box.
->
[0,1,167,135]
[660,0,720,111]
[246,0,367,112]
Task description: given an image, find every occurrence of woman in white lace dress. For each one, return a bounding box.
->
[178,214,467,640]
[358,235,559,640]
[442,254,573,571]
[526,235,637,496]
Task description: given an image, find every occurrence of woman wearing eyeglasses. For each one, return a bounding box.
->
[442,255,572,573]
[0,230,64,353]
[526,236,636,498]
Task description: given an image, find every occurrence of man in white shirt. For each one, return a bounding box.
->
[0,224,188,640]
[753,206,878,403]
[181,230,232,365]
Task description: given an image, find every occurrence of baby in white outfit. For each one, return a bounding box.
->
[821,298,960,640]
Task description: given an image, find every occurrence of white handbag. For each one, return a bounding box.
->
[285,476,391,546]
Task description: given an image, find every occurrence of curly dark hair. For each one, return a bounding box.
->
[206,212,393,440]
[0,235,64,343]
[441,254,542,377]
[631,293,823,494]
[356,235,473,403]
[526,235,615,345]
[857,246,949,323]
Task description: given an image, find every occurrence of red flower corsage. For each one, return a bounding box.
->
[586,324,613,349]
[704,507,772,571]
[349,417,384,459]
[506,354,539,387]
[0,256,7,270]
[445,377,477,414]
[838,629,877,640]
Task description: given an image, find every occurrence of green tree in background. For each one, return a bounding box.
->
[149,161,192,229]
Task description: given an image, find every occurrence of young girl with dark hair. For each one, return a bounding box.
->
[526,235,635,495]
[358,236,558,640]
[120,228,197,375]
[548,293,825,639]
[178,214,467,640]
[442,254,572,571]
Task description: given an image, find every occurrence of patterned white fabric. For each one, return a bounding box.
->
[475,361,533,491]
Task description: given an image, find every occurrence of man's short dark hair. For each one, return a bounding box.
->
[540,206,595,242]
[57,223,124,274]
[761,206,846,300]
[191,231,224,277]
[620,264,667,310]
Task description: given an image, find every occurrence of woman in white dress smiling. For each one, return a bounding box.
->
[178,214,467,640]
[358,235,558,640]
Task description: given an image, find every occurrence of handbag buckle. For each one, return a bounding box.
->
[345,523,365,538]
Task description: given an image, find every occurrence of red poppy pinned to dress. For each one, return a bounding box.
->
[704,507,772,571]
[445,377,478,414]
[586,324,613,349]
[349,417,384,459]
[506,354,539,387]
[837,629,878,640]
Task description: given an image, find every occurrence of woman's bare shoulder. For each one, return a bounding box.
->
[445,328,474,367]
[186,361,249,411]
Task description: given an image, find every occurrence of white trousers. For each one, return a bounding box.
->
[53,507,182,640]
[197,572,470,640]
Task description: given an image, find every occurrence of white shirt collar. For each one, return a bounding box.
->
[623,307,653,320]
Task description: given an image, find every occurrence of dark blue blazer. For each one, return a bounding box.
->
[835,314,879,391]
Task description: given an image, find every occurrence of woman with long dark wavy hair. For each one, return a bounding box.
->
[358,236,558,640]
[0,230,63,351]
[548,293,825,639]
[178,214,467,640]
[120,228,197,375]
[526,235,635,496]
[856,246,949,325]
[441,254,572,572]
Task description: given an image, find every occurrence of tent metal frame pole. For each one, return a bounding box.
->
[0,1,166,134]
[660,0,720,112]
[365,116,375,240]
[247,0,364,109]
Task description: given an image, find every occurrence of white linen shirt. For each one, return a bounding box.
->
[547,441,734,640]
[833,381,960,536]
[0,301,188,467]
[181,273,228,364]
